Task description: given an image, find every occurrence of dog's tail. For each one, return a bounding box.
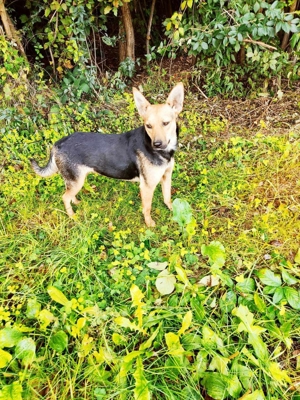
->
[31,149,58,178]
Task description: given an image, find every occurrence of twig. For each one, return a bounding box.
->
[243,38,277,51]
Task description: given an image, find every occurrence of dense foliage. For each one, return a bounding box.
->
[1,0,300,95]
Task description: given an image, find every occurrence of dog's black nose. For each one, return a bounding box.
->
[153,141,163,148]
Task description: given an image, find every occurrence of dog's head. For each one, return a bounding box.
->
[133,83,184,151]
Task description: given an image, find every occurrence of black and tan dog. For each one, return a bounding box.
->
[31,83,184,226]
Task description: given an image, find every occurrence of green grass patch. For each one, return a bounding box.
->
[1,87,300,400]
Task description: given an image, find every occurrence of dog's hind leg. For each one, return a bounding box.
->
[62,167,91,217]
[160,159,174,211]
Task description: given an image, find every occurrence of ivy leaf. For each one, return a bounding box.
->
[133,357,150,400]
[0,328,23,348]
[15,338,36,366]
[201,241,226,269]
[257,269,282,287]
[284,287,300,310]
[49,331,68,353]
[0,381,23,400]
[155,270,176,295]
[0,349,12,368]
[172,198,193,227]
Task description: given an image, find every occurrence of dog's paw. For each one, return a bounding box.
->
[165,201,172,211]
[145,217,156,227]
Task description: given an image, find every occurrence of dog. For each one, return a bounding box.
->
[31,83,184,227]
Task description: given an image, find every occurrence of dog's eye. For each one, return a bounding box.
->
[163,121,169,126]
[146,124,152,129]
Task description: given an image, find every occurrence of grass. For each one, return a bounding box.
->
[0,81,300,400]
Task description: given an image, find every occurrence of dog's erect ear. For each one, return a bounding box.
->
[166,83,184,115]
[133,87,151,118]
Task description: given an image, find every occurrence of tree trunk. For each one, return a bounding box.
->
[281,0,298,50]
[146,0,156,63]
[119,2,135,62]
[0,0,27,60]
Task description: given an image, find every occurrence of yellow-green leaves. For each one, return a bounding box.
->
[0,349,12,368]
[201,241,226,270]
[47,286,69,306]
[178,310,192,336]
[115,284,146,334]
[0,381,23,400]
[133,357,150,400]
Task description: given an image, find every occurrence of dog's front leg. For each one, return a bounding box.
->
[140,178,156,227]
[160,159,174,211]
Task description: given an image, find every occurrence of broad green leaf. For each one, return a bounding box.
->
[15,338,36,366]
[225,375,242,398]
[234,363,253,390]
[202,372,227,400]
[268,361,291,383]
[233,305,266,339]
[0,328,22,348]
[202,326,223,349]
[49,331,68,353]
[47,286,69,306]
[208,354,230,375]
[284,287,300,310]
[236,277,255,293]
[220,290,237,314]
[26,297,41,319]
[282,270,298,285]
[133,357,150,400]
[201,241,226,269]
[147,261,168,271]
[172,198,193,227]
[273,287,285,304]
[165,332,185,356]
[155,270,176,295]
[178,310,192,336]
[257,269,282,287]
[38,309,56,331]
[0,349,12,368]
[0,381,23,400]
